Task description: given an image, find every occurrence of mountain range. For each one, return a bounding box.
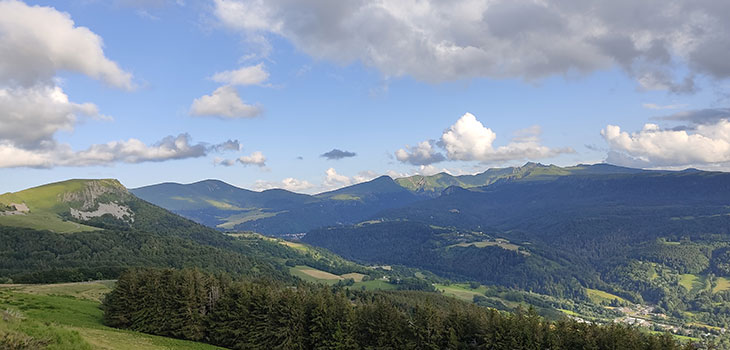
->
[4,162,730,338]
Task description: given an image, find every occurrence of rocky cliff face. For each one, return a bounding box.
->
[60,180,135,222]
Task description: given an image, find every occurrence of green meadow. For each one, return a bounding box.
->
[0,282,223,350]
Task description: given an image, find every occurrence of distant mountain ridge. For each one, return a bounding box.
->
[395,162,646,195]
[131,175,420,235]
[128,163,693,235]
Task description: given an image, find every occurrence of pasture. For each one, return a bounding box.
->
[0,282,223,350]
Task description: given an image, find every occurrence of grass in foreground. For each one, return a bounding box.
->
[0,283,223,350]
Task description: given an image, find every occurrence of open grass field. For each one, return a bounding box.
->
[351,280,397,291]
[0,213,98,233]
[281,240,309,252]
[288,266,395,290]
[435,283,488,302]
[217,209,279,230]
[289,265,343,285]
[713,277,730,293]
[447,240,529,255]
[341,273,367,282]
[0,282,223,350]
[586,288,630,305]
[679,274,709,293]
[0,179,123,233]
[1,280,115,302]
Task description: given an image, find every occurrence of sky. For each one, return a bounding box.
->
[1,0,729,194]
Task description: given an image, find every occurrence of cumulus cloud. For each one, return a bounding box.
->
[602,120,730,167]
[322,168,378,191]
[323,167,352,189]
[213,0,730,89]
[0,1,213,169]
[211,63,269,86]
[0,133,207,168]
[320,148,357,160]
[190,85,261,119]
[254,177,315,192]
[0,86,105,149]
[395,140,445,165]
[442,114,572,162]
[396,113,571,165]
[237,151,266,167]
[0,0,133,89]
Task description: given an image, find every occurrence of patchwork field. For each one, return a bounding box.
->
[288,265,393,290]
[0,282,223,350]
[290,265,343,284]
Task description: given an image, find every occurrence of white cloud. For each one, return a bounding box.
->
[396,113,571,165]
[395,140,445,165]
[415,165,448,176]
[441,113,498,161]
[190,85,261,119]
[254,177,314,192]
[352,170,378,184]
[0,133,207,168]
[237,151,266,167]
[0,86,106,149]
[323,167,352,189]
[442,114,572,162]
[0,0,133,89]
[211,63,269,86]
[0,1,214,170]
[602,120,730,167]
[213,0,730,88]
[321,168,378,191]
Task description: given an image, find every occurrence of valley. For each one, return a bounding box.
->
[2,163,730,348]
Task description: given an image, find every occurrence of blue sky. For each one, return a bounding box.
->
[1,0,729,193]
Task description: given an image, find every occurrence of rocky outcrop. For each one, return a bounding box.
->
[70,202,134,222]
[60,180,135,223]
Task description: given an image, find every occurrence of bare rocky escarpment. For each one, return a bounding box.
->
[61,180,135,222]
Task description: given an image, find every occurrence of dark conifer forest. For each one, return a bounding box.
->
[103,268,694,350]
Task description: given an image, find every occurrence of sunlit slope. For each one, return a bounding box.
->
[395,163,645,195]
[0,179,129,233]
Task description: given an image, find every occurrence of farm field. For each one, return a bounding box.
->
[585,288,630,305]
[0,282,223,350]
[435,283,489,302]
[289,265,343,284]
[288,265,395,290]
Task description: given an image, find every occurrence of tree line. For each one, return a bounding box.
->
[103,268,695,350]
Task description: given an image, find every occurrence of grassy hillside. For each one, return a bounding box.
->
[395,163,647,194]
[0,282,223,350]
[0,179,127,233]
